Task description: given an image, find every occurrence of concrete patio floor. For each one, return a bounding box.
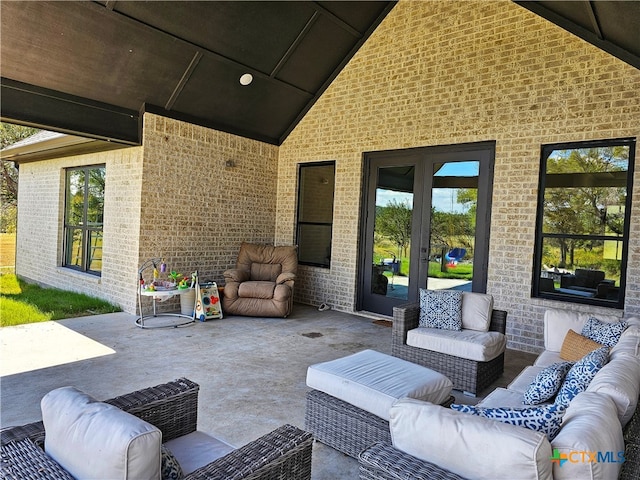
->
[0,304,536,479]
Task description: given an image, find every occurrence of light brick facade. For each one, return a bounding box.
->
[277,0,640,352]
[136,115,278,313]
[15,0,640,352]
[17,114,278,314]
[17,147,144,311]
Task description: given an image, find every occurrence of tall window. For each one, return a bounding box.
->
[296,162,335,268]
[63,165,105,275]
[533,138,635,309]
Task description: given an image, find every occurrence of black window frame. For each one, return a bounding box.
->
[532,137,635,309]
[62,164,105,276]
[296,161,335,268]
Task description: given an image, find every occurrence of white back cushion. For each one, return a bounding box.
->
[42,386,161,480]
[461,292,493,331]
[390,398,552,480]
[551,392,624,480]
[544,309,621,352]
[587,353,640,426]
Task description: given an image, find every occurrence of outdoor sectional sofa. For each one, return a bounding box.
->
[359,308,640,480]
[0,378,313,480]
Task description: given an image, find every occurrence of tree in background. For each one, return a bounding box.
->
[375,199,412,259]
[543,145,628,276]
[1,123,40,232]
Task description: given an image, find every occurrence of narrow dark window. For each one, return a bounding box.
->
[533,138,635,309]
[63,165,105,275]
[296,162,335,268]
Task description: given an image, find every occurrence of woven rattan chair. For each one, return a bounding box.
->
[0,378,313,480]
[391,302,507,395]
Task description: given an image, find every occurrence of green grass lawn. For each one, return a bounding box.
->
[0,233,16,274]
[0,274,121,327]
[428,261,473,280]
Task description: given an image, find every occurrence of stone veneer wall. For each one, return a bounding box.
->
[136,114,278,313]
[276,0,640,352]
[16,147,144,312]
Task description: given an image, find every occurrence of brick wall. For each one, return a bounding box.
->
[136,114,278,313]
[277,0,640,351]
[16,147,144,312]
[16,114,279,315]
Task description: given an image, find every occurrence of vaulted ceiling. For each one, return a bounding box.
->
[1,1,638,148]
[1,1,395,146]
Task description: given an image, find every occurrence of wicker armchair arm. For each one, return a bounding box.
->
[1,421,46,446]
[392,302,420,342]
[1,378,199,447]
[184,424,313,480]
[1,438,74,479]
[359,442,469,480]
[488,309,507,334]
[105,377,199,442]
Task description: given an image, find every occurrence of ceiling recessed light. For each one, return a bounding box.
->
[239,73,253,86]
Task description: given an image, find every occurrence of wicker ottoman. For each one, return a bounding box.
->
[305,349,453,458]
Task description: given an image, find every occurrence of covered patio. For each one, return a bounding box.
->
[1,0,639,477]
[1,306,535,479]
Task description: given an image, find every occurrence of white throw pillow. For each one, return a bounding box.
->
[42,386,162,480]
[586,352,640,426]
[461,292,493,331]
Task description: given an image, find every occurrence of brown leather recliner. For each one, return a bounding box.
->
[222,242,298,317]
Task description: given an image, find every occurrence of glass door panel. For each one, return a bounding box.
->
[426,161,478,292]
[371,166,415,301]
[360,159,421,316]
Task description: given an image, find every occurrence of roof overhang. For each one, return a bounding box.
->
[1,1,396,146]
[1,131,126,164]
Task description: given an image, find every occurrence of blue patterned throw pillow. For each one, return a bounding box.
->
[581,317,627,347]
[161,444,184,480]
[450,403,566,440]
[555,346,609,408]
[523,362,573,405]
[419,289,463,331]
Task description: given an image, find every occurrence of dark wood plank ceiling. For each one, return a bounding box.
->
[1,1,638,147]
[516,1,640,70]
[1,1,395,145]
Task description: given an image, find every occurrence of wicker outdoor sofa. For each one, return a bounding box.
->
[391,302,507,395]
[358,386,640,480]
[362,307,640,480]
[0,378,313,480]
